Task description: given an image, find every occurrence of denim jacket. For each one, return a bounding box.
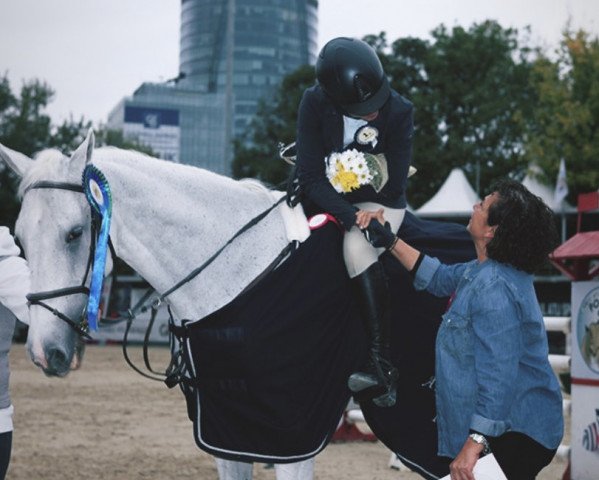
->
[414,255,564,458]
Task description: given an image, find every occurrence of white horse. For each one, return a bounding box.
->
[0,130,316,480]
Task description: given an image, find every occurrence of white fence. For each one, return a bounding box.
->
[545,316,571,461]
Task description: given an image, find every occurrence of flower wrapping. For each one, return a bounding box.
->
[325,149,389,193]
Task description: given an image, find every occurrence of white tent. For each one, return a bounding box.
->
[416,168,480,217]
[521,165,575,213]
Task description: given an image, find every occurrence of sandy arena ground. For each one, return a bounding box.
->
[7,344,569,479]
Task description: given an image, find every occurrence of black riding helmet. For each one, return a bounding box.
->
[316,37,390,117]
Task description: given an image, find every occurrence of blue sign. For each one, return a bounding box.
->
[124,106,179,128]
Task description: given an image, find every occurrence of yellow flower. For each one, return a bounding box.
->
[332,165,360,192]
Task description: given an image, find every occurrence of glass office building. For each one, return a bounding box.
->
[108,0,318,175]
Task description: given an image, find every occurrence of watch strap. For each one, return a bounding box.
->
[468,432,491,455]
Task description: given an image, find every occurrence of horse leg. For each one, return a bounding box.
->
[274,458,314,480]
[215,458,253,480]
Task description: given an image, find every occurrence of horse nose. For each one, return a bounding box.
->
[45,347,71,377]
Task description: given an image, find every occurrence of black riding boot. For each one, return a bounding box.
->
[347,262,398,407]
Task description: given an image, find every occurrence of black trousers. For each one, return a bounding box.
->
[488,431,556,480]
[0,431,11,480]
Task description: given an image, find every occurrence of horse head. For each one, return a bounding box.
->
[0,130,112,376]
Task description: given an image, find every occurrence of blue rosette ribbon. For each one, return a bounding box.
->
[82,165,112,331]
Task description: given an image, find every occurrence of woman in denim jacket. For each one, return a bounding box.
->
[363,179,563,479]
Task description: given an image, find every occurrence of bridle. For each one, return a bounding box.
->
[22,180,99,340]
[21,180,289,338]
[19,176,293,384]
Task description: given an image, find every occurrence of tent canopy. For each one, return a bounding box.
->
[521,165,576,213]
[416,168,479,217]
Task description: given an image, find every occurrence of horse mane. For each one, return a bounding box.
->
[238,178,272,194]
[17,145,278,207]
[18,149,70,199]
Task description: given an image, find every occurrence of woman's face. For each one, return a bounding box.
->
[467,192,499,241]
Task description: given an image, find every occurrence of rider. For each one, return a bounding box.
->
[295,37,414,407]
[0,226,30,479]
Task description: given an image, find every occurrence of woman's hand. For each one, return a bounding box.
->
[449,438,484,480]
[355,208,385,230]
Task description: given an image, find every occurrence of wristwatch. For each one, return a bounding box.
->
[468,433,491,455]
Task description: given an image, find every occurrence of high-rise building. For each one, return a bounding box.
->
[107,0,318,175]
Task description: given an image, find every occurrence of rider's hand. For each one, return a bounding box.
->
[355,208,385,230]
[363,220,397,250]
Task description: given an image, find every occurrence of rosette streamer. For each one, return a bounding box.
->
[82,165,112,331]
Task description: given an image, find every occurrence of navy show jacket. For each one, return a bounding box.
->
[296,84,414,230]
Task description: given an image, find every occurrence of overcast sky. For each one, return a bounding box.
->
[1,0,597,125]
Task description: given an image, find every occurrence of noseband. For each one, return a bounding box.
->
[23,181,97,340]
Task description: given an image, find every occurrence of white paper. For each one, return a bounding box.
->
[439,454,508,480]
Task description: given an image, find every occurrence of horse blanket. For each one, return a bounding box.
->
[174,212,475,478]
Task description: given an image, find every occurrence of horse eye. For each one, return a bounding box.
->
[66,226,84,243]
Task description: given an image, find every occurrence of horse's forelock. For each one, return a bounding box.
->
[18,149,70,198]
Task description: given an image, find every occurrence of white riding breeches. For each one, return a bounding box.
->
[343,202,405,278]
[215,458,314,480]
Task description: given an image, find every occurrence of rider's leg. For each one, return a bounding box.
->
[343,203,405,408]
[274,458,314,480]
[215,458,254,480]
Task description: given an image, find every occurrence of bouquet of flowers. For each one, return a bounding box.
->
[325,149,389,193]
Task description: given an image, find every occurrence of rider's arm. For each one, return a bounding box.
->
[296,88,358,231]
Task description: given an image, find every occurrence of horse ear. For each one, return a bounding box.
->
[69,128,95,173]
[0,143,33,178]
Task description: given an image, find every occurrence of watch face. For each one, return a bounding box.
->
[469,433,490,454]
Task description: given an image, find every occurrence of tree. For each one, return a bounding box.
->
[384,21,536,206]
[232,64,315,187]
[49,116,92,154]
[0,76,54,230]
[522,29,599,200]
[0,75,158,230]
[0,76,54,156]
[232,22,537,207]
[95,127,156,156]
[0,75,91,229]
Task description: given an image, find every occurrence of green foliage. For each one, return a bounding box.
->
[385,21,536,206]
[521,30,599,201]
[0,76,91,230]
[0,76,54,156]
[95,127,156,156]
[232,21,546,207]
[231,64,315,187]
[0,75,156,230]
[49,116,93,154]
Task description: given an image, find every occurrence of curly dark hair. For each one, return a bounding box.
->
[486,179,559,274]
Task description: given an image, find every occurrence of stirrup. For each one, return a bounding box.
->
[349,376,398,407]
[347,355,398,407]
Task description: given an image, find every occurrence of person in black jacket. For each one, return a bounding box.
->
[296,37,414,407]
